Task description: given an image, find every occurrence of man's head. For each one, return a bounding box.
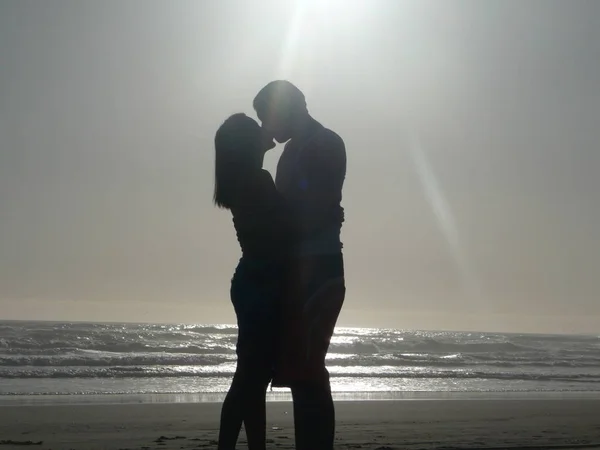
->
[253,80,308,143]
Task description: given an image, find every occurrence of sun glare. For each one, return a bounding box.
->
[277,0,372,77]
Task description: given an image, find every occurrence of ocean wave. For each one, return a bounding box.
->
[2,338,552,360]
[3,321,600,390]
[2,351,599,369]
[0,352,234,367]
[0,323,238,354]
[326,339,533,355]
[326,339,600,363]
[2,365,600,384]
[411,339,529,353]
[3,322,598,356]
[0,340,236,354]
[326,353,600,369]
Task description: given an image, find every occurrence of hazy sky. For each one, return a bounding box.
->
[1,0,599,333]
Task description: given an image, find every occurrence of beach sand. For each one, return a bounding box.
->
[1,399,600,450]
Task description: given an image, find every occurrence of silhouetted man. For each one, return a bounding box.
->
[254,80,346,450]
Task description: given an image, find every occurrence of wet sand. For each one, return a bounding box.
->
[1,399,600,449]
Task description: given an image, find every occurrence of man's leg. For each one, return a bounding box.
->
[290,254,345,450]
[291,370,335,450]
[218,361,271,450]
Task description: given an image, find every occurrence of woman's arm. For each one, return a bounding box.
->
[256,170,300,245]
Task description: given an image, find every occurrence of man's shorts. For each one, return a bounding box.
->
[272,253,345,387]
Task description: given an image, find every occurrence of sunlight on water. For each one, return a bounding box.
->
[2,321,600,396]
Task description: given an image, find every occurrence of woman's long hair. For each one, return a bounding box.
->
[213,113,261,209]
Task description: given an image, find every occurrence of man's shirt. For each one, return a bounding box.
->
[275,121,346,256]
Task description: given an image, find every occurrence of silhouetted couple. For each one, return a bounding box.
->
[213,81,346,450]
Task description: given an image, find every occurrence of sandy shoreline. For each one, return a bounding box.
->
[1,399,600,450]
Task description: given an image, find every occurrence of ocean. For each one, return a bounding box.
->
[1,321,600,402]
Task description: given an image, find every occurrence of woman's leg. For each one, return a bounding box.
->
[217,374,244,450]
[218,257,278,450]
[240,361,271,450]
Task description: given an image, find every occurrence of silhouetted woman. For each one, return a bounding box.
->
[213,113,295,450]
